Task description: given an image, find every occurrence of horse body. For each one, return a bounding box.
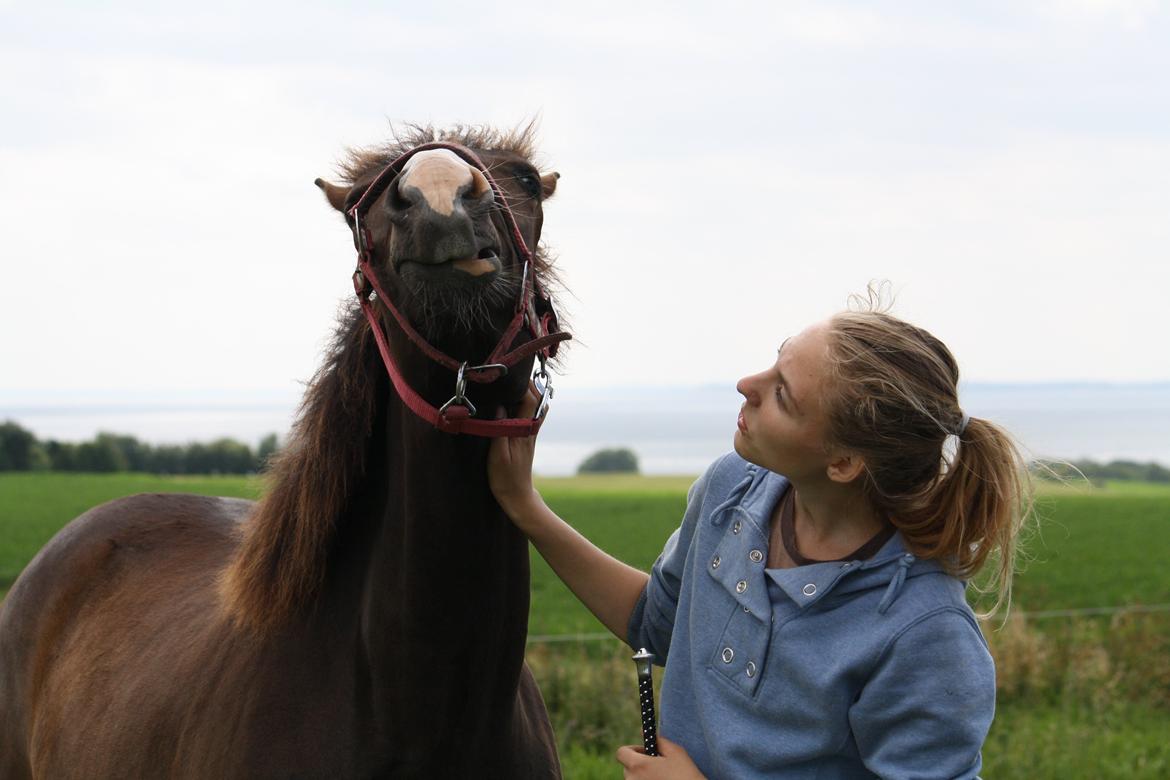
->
[0,125,564,778]
[1,495,263,778]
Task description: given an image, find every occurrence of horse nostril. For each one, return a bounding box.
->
[388,178,414,212]
[464,167,492,201]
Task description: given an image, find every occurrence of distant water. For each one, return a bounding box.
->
[2,383,1167,476]
[536,383,1170,475]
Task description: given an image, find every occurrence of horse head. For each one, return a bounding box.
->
[314,126,565,425]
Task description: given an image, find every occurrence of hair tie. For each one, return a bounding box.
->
[956,412,971,437]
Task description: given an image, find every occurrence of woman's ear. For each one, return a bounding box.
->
[826,453,867,484]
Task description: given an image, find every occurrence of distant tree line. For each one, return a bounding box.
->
[578,447,639,474]
[1033,458,1170,485]
[0,420,279,475]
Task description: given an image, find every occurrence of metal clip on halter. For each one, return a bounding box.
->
[437,362,510,419]
[439,362,477,417]
[533,357,554,420]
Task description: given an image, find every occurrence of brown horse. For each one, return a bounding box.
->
[0,125,566,779]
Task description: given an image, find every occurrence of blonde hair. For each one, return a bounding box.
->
[823,305,1031,618]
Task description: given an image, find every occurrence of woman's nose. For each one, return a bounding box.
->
[736,375,755,402]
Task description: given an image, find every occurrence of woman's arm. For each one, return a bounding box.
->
[849,608,995,779]
[489,389,649,640]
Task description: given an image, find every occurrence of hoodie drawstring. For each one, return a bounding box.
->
[878,554,915,614]
[709,472,757,526]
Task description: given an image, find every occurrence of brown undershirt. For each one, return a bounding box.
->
[766,486,895,569]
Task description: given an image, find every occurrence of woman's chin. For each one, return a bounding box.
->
[734,437,776,473]
[732,434,752,462]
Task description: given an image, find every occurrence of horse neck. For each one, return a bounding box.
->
[344,328,535,734]
[363,403,532,644]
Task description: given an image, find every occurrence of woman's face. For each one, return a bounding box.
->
[734,321,835,480]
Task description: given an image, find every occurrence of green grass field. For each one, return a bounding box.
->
[7,473,1167,616]
[1010,483,1170,612]
[2,472,1169,777]
[0,473,261,597]
[526,478,1170,636]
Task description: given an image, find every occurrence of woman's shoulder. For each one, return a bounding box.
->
[882,566,986,642]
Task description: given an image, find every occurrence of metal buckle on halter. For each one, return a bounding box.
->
[350,212,379,302]
[532,356,553,419]
[352,267,370,298]
[352,209,375,269]
[353,210,365,252]
[439,362,477,417]
[464,362,508,382]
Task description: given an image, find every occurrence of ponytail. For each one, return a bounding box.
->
[824,309,1032,618]
[892,417,1031,617]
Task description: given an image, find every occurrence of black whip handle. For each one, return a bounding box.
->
[637,668,658,756]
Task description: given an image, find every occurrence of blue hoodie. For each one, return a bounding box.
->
[627,452,994,779]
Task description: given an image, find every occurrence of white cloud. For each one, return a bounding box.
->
[1035,0,1161,29]
[1,0,1168,404]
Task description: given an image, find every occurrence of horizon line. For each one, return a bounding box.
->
[2,378,1168,399]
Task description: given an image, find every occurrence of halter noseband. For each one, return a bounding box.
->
[346,141,570,437]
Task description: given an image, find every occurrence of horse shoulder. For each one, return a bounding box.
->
[0,493,254,777]
[5,492,250,630]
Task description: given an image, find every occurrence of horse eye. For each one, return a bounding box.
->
[518,173,540,196]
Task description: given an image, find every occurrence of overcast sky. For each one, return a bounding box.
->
[2,0,1168,404]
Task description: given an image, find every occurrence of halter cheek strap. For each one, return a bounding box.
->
[347,141,571,437]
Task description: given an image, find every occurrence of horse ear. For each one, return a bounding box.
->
[314,178,350,213]
[540,171,560,200]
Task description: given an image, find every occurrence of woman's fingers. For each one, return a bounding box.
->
[517,380,542,419]
[615,744,646,767]
[615,738,705,779]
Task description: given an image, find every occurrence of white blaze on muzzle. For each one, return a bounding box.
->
[398,149,491,216]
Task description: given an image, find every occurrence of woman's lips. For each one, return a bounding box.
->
[737,411,748,434]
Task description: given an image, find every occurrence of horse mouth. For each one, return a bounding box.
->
[451,247,501,276]
[397,246,501,280]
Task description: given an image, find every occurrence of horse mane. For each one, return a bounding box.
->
[336,121,542,186]
[220,302,380,632]
[220,123,564,633]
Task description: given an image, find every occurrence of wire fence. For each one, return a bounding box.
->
[1009,602,1170,620]
[526,602,1170,645]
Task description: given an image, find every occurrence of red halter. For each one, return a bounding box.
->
[346,141,571,437]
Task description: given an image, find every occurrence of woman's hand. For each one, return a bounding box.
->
[616,737,706,779]
[488,384,651,638]
[488,384,543,525]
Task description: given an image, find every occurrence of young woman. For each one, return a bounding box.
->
[489,306,1029,779]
